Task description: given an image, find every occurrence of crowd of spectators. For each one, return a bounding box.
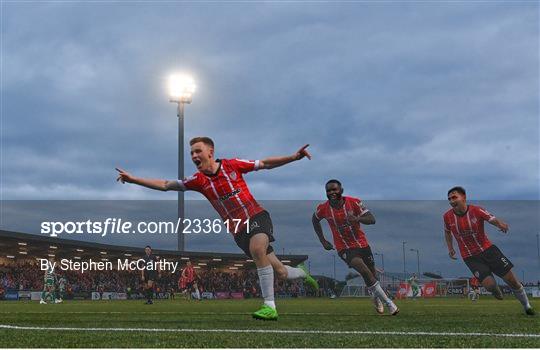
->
[0,261,307,298]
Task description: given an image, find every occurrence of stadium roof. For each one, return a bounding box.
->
[0,230,308,270]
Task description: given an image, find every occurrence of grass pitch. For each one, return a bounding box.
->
[0,297,538,348]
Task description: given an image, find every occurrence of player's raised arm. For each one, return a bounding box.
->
[115,167,184,192]
[312,213,334,250]
[258,144,311,170]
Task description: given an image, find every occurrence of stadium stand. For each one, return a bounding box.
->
[0,229,309,300]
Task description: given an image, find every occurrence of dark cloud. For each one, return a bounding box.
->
[1,3,539,280]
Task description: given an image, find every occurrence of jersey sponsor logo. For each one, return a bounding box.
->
[219,188,241,201]
[338,223,353,231]
[459,229,476,237]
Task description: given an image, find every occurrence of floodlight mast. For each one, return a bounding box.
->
[168,74,196,252]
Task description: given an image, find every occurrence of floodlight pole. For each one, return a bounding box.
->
[402,241,407,280]
[410,248,420,276]
[375,252,385,272]
[537,233,540,281]
[333,255,336,281]
[177,102,185,252]
[170,96,192,252]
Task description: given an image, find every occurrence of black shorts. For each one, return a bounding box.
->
[338,246,375,268]
[234,210,275,258]
[464,245,513,282]
[144,271,157,282]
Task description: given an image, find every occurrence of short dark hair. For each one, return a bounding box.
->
[326,179,342,188]
[189,137,214,148]
[145,245,152,249]
[447,186,466,196]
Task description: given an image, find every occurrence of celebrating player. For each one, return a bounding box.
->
[311,179,399,315]
[443,186,535,315]
[141,245,160,305]
[116,137,318,320]
[182,261,201,301]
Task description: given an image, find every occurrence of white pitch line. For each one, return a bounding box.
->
[0,325,538,338]
[0,310,354,317]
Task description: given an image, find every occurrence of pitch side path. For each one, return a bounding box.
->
[0,298,538,347]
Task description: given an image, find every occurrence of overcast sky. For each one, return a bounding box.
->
[1,2,539,280]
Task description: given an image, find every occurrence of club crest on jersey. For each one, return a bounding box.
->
[474,271,480,278]
[230,171,237,181]
[471,217,477,224]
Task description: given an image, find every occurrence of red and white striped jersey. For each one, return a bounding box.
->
[177,158,264,235]
[443,205,495,259]
[182,265,196,283]
[315,196,370,252]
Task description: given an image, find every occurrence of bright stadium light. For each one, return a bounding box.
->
[168,74,196,103]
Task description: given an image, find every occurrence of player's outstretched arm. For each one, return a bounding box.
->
[488,217,509,233]
[116,167,184,192]
[312,213,334,250]
[258,144,311,170]
[445,229,457,260]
